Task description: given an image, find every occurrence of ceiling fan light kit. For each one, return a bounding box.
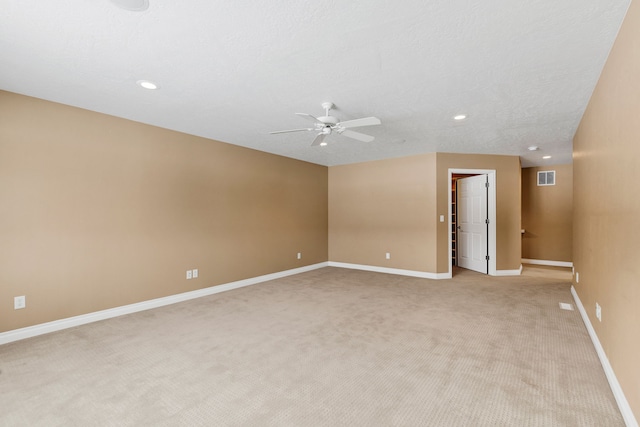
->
[270,102,381,147]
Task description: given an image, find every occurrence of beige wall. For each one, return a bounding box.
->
[521,164,573,262]
[0,91,328,332]
[329,154,438,272]
[573,0,640,420]
[329,152,521,274]
[0,92,525,334]
[436,153,522,272]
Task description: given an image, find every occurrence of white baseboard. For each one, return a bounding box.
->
[493,264,523,276]
[328,261,450,280]
[571,286,638,427]
[522,258,573,268]
[0,262,329,346]
[327,261,524,279]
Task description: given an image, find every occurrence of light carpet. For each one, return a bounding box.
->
[0,266,624,426]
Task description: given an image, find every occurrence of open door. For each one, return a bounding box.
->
[457,174,488,274]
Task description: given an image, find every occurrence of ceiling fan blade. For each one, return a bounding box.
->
[310,133,327,146]
[341,129,375,142]
[339,117,381,129]
[270,128,312,134]
[295,113,324,124]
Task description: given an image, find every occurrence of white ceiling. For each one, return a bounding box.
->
[0,0,630,167]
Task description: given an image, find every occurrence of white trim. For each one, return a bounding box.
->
[448,169,497,276]
[328,261,450,280]
[571,286,639,427]
[522,258,573,268]
[0,262,328,346]
[493,265,523,276]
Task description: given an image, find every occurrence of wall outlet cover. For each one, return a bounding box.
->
[14,295,26,310]
[192,269,198,278]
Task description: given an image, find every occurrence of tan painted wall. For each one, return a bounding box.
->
[328,154,438,272]
[573,0,640,420]
[521,164,573,262]
[436,153,521,273]
[0,91,328,332]
[329,152,521,274]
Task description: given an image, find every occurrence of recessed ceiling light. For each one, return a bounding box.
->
[453,114,467,120]
[543,155,552,159]
[137,80,158,90]
[528,146,539,151]
[320,142,328,147]
[109,0,149,11]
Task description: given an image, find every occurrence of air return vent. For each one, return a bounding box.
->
[537,170,555,186]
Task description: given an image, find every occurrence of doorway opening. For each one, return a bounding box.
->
[451,173,475,267]
[448,169,497,277]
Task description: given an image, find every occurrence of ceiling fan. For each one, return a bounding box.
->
[270,102,381,146]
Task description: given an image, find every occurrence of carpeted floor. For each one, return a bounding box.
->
[0,266,624,426]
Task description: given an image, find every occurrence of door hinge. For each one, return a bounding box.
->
[485,255,490,261]
[485,182,490,188]
[485,218,490,224]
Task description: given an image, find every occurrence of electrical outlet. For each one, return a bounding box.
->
[385,252,391,260]
[14,295,26,310]
[297,252,301,260]
[186,270,193,280]
[192,269,198,278]
[576,272,579,283]
[596,303,602,322]
[439,215,445,222]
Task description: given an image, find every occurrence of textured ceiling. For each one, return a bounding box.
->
[0,0,630,167]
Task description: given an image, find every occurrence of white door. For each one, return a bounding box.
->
[457,174,488,274]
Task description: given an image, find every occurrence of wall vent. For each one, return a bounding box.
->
[537,170,555,186]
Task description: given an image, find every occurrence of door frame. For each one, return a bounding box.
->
[448,168,497,277]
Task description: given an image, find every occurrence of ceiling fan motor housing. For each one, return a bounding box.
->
[318,116,338,125]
